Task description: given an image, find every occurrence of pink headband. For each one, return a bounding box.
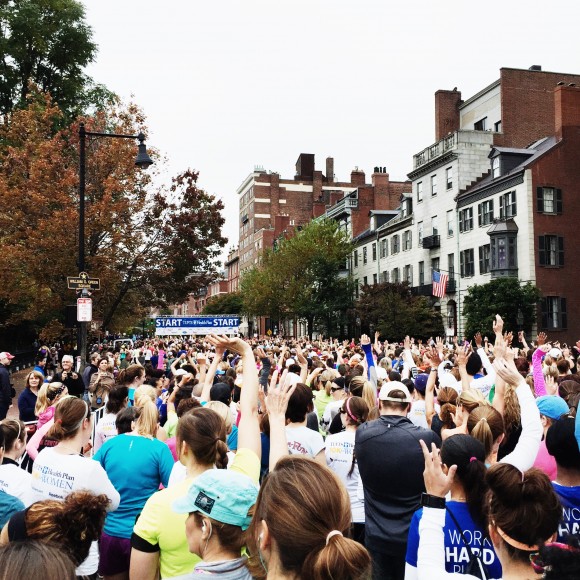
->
[345,398,358,423]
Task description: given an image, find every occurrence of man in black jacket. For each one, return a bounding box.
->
[52,354,85,398]
[0,352,15,420]
[355,381,441,580]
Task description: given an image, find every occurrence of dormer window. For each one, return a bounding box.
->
[492,156,500,179]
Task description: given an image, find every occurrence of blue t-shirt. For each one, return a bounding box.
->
[406,502,502,578]
[552,482,580,539]
[0,490,24,528]
[94,434,174,538]
[228,424,239,452]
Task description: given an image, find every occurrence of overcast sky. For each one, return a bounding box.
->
[84,0,580,261]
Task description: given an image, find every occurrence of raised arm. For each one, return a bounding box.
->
[266,369,296,471]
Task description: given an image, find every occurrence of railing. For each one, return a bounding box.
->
[447,279,456,293]
[413,132,457,169]
[324,195,359,219]
[422,235,440,249]
[18,404,108,472]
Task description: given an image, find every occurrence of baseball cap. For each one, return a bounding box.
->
[414,373,429,394]
[0,352,14,360]
[536,395,569,420]
[173,369,188,377]
[173,469,258,530]
[379,381,413,403]
[548,348,562,360]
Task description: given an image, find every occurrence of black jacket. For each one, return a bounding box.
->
[52,370,85,398]
[355,414,441,554]
[0,363,11,406]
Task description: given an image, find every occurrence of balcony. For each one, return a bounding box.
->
[422,235,440,249]
[447,278,456,293]
[323,193,359,220]
[413,133,456,169]
[412,284,433,296]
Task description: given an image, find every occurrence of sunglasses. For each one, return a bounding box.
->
[331,386,344,393]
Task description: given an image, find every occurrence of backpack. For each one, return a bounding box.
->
[446,506,491,580]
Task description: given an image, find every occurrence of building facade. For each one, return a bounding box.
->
[349,67,580,341]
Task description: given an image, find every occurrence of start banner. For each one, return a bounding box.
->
[155,316,240,336]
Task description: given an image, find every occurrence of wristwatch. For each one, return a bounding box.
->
[420,493,446,509]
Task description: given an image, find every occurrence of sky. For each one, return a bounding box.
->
[84,0,580,262]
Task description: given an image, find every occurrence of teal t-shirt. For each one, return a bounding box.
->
[94,434,174,538]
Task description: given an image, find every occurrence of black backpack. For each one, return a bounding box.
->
[446,506,491,580]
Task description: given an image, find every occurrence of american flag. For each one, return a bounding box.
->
[432,270,448,298]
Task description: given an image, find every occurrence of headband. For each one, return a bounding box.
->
[345,398,358,423]
[495,525,539,552]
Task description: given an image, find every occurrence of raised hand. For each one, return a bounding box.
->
[474,332,483,349]
[537,332,548,346]
[420,440,456,498]
[492,314,504,336]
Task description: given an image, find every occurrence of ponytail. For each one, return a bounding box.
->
[133,399,159,437]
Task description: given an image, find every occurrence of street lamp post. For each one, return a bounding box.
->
[78,122,153,370]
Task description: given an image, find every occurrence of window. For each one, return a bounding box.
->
[539,235,564,267]
[382,271,389,283]
[460,249,475,277]
[490,235,518,273]
[536,187,562,215]
[363,247,367,264]
[373,273,378,285]
[404,265,412,285]
[478,200,494,226]
[446,167,453,190]
[494,120,502,132]
[392,268,400,283]
[491,157,500,179]
[391,235,400,254]
[403,230,412,251]
[459,207,473,233]
[431,175,438,196]
[447,210,454,236]
[479,244,491,274]
[417,181,423,202]
[431,257,440,278]
[474,117,487,131]
[419,262,424,286]
[363,276,368,286]
[355,280,359,298]
[372,243,377,261]
[432,217,438,236]
[380,239,388,258]
[353,250,358,268]
[541,297,567,330]
[447,254,455,280]
[499,191,516,218]
[418,222,423,246]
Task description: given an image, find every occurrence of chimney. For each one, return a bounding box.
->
[555,85,580,138]
[350,167,366,186]
[372,166,389,188]
[295,153,315,180]
[325,157,334,182]
[435,89,462,141]
[529,65,542,71]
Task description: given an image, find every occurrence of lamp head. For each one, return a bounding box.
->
[135,133,153,169]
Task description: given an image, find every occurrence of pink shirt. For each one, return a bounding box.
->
[165,436,178,461]
[534,438,557,481]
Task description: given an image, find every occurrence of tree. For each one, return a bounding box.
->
[462,278,540,340]
[202,292,244,315]
[355,282,444,342]
[0,91,227,335]
[241,219,354,337]
[0,0,110,118]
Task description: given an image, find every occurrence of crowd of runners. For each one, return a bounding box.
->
[0,315,579,579]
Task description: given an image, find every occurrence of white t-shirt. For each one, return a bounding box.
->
[409,400,429,429]
[325,431,364,522]
[167,451,236,487]
[0,462,34,506]
[322,400,343,431]
[31,447,120,575]
[93,412,118,453]
[285,425,325,459]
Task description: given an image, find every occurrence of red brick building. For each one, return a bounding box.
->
[237,153,409,274]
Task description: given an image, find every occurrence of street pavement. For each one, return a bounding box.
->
[7,368,32,420]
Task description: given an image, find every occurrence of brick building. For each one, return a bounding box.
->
[224,247,240,293]
[350,66,580,341]
[237,153,409,274]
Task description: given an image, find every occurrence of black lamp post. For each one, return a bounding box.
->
[78,123,153,370]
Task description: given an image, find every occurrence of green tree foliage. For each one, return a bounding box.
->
[0,0,112,118]
[355,282,444,342]
[241,219,354,336]
[202,291,244,315]
[462,278,540,339]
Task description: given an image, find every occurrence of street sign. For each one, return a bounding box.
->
[155,316,240,336]
[77,298,93,322]
[67,271,100,290]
